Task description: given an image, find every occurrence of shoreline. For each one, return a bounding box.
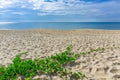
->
[1,28,120,33]
[1,28,120,31]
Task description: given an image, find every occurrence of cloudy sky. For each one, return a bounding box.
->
[0,0,120,22]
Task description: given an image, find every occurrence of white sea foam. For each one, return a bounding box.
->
[0,22,16,24]
[0,28,11,30]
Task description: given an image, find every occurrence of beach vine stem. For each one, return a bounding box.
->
[0,46,105,80]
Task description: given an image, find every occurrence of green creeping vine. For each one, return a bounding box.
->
[0,46,105,80]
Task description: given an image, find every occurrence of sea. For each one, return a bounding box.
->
[0,22,120,30]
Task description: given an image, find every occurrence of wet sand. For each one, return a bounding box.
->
[0,29,120,80]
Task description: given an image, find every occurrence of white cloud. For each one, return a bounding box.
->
[0,10,12,13]
[11,12,26,15]
[28,0,65,11]
[0,0,120,16]
[0,0,13,8]
[0,0,29,9]
[27,0,120,16]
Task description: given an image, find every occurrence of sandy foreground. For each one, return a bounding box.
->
[0,29,120,80]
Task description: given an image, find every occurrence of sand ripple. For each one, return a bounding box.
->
[0,29,120,80]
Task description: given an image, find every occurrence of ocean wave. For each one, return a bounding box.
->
[0,28,11,30]
[0,22,17,24]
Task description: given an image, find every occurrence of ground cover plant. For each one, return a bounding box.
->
[0,46,105,80]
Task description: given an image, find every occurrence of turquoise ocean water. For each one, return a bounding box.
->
[0,22,120,30]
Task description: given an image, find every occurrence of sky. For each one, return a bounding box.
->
[0,0,120,22]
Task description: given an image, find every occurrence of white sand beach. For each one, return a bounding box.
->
[0,29,120,80]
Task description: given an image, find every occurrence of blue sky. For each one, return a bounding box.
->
[0,0,120,22]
